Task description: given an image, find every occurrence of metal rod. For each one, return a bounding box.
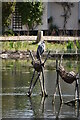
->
[39,76,44,95]
[29,70,35,92]
[43,51,50,64]
[75,79,79,117]
[57,78,63,104]
[53,58,63,104]
[56,103,62,119]
[29,50,35,62]
[37,50,47,96]
[53,59,58,103]
[30,73,40,94]
[41,67,45,96]
[37,50,42,65]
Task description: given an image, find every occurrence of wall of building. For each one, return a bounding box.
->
[78,2,80,30]
[11,2,79,32]
[47,2,78,30]
[22,2,48,31]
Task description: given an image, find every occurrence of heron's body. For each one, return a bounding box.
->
[36,41,45,59]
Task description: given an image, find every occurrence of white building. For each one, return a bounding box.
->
[12,2,80,35]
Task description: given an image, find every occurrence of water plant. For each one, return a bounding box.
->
[66,41,75,53]
[75,40,80,53]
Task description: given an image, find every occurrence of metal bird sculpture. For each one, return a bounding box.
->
[53,55,79,105]
[57,64,79,84]
[27,50,50,97]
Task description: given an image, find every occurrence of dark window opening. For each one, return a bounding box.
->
[12,6,22,30]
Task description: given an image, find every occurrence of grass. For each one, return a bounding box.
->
[2,41,68,52]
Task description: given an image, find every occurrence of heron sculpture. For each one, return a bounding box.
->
[27,41,50,97]
[36,40,45,59]
[53,55,79,105]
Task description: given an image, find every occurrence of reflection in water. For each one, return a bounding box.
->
[29,96,45,118]
[2,59,80,119]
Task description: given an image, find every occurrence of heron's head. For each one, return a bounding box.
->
[42,40,45,43]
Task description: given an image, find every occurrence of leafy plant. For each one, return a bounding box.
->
[66,41,75,53]
[9,42,14,49]
[2,2,16,33]
[3,29,14,36]
[14,42,21,52]
[75,40,80,53]
[16,1,44,32]
[48,16,59,35]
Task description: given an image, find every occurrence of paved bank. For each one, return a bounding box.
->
[0,51,80,59]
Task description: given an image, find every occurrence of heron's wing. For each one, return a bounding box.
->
[37,45,44,55]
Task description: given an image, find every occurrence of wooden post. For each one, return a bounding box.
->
[36,30,43,43]
[41,31,43,41]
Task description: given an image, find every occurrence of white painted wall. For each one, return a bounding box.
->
[12,2,79,31]
[78,2,80,20]
[35,2,48,30]
[78,2,80,30]
[47,2,78,30]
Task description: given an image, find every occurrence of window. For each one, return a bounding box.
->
[12,6,22,30]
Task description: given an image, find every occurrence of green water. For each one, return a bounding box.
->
[2,58,80,119]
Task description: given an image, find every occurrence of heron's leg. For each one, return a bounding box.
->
[29,72,40,95]
[27,70,35,96]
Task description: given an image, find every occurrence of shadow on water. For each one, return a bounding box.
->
[2,58,80,119]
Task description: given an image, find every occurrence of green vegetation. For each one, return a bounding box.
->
[2,59,32,72]
[2,41,67,52]
[2,2,16,32]
[16,1,43,31]
[66,41,75,53]
[3,29,15,36]
[2,40,80,53]
[75,40,80,52]
[48,16,59,35]
[2,1,43,34]
[66,40,80,53]
[2,41,37,51]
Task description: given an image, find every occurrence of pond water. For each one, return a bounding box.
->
[2,58,80,119]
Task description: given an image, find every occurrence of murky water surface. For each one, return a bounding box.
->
[2,58,80,119]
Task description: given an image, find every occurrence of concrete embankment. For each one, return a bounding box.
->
[0,51,80,59]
